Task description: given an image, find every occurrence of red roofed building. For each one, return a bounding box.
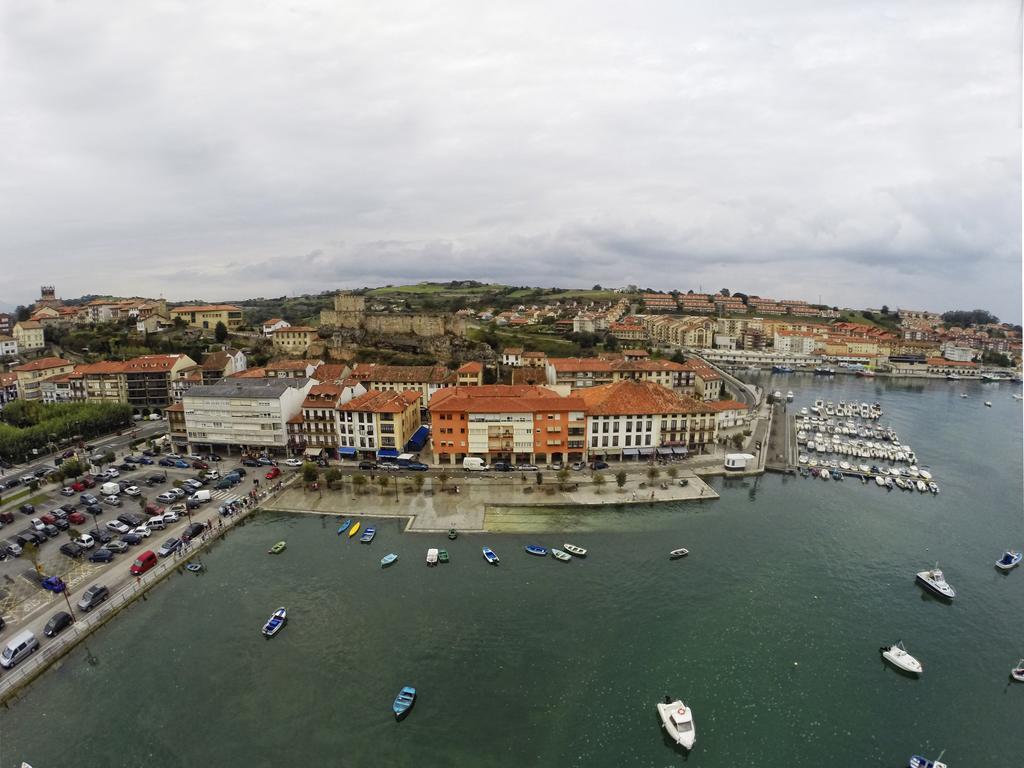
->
[430,385,587,465]
[13,357,75,400]
[122,354,198,412]
[455,361,484,386]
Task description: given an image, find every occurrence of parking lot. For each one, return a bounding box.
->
[0,449,277,667]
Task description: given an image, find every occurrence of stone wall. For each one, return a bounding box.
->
[319,292,466,337]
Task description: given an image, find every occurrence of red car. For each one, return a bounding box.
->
[68,511,87,525]
[82,477,96,488]
[40,513,57,525]
[192,460,209,470]
[71,481,86,492]
[265,467,281,480]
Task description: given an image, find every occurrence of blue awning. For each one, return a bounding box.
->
[404,425,430,452]
[337,447,357,456]
[377,448,400,458]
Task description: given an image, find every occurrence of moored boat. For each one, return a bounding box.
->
[349,521,361,538]
[525,544,548,557]
[380,553,398,568]
[448,528,458,540]
[268,541,286,555]
[995,551,1022,571]
[426,548,438,566]
[909,751,947,768]
[360,527,377,544]
[916,566,956,599]
[669,548,689,559]
[881,641,923,675]
[337,519,352,535]
[1011,659,1024,683]
[437,548,449,563]
[262,607,287,638]
[984,401,992,407]
[656,697,696,750]
[393,686,416,720]
[482,547,499,565]
[563,543,587,557]
[550,548,571,562]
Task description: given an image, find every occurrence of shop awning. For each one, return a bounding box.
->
[673,447,689,455]
[337,447,357,456]
[303,447,323,457]
[637,447,655,456]
[377,448,400,458]
[656,447,673,456]
[404,425,430,453]
[622,448,639,456]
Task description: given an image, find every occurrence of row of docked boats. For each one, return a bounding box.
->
[804,398,883,420]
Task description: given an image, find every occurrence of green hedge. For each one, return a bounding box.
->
[0,401,133,463]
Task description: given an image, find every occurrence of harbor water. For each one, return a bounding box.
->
[0,376,1021,767]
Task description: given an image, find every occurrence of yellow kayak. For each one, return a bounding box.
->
[348,521,361,538]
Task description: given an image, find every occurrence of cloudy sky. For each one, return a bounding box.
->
[2,0,1021,320]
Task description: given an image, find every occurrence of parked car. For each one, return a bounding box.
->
[173,460,190,469]
[19,504,34,516]
[137,457,154,465]
[105,540,129,554]
[156,492,177,504]
[207,454,222,462]
[61,449,76,459]
[170,488,187,499]
[52,518,70,531]
[106,520,130,534]
[130,550,157,575]
[71,481,86,492]
[124,456,139,464]
[549,462,564,471]
[256,456,275,466]
[60,542,84,559]
[215,477,237,490]
[123,486,142,497]
[265,467,281,480]
[3,479,22,489]
[60,487,75,497]
[120,533,143,546]
[241,458,259,467]
[203,470,220,480]
[131,525,152,539]
[77,584,110,612]
[3,540,23,558]
[157,538,181,558]
[158,457,176,467]
[162,510,180,523]
[232,467,248,477]
[75,534,95,549]
[571,462,587,471]
[491,462,512,472]
[142,449,156,457]
[117,512,145,528]
[80,494,99,506]
[378,462,400,471]
[105,468,120,478]
[85,504,104,517]
[283,458,303,467]
[358,461,377,470]
[88,548,115,564]
[182,522,206,541]
[90,529,113,544]
[183,479,203,491]
[103,496,122,507]
[30,517,45,531]
[42,525,60,539]
[40,513,57,526]
[589,460,609,470]
[515,464,539,472]
[81,477,96,488]
[147,473,166,484]
[68,512,87,525]
[117,479,133,491]
[168,503,187,515]
[116,463,133,472]
[44,611,73,638]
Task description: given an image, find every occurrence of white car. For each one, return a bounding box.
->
[156,492,177,504]
[168,503,187,515]
[131,525,152,538]
[106,520,130,534]
[203,471,220,480]
[123,486,142,497]
[31,517,46,531]
[284,458,303,467]
[75,534,95,549]
[162,510,180,523]
[105,468,120,478]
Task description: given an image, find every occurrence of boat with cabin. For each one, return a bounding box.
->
[881,641,923,675]
[786,390,794,401]
[772,365,794,373]
[916,566,956,599]
[448,528,458,540]
[909,751,947,768]
[656,697,696,750]
[262,607,287,638]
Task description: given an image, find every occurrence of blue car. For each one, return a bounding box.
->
[158,457,176,467]
[173,459,190,469]
[405,462,429,471]
[137,457,154,465]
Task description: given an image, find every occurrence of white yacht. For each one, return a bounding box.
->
[656,698,696,750]
[881,641,923,675]
[916,566,956,599]
[786,390,794,402]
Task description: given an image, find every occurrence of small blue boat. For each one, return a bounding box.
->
[337,519,352,535]
[996,550,1022,571]
[482,547,499,565]
[380,553,398,568]
[393,685,416,720]
[908,753,947,768]
[360,527,377,544]
[525,545,548,557]
[262,607,287,638]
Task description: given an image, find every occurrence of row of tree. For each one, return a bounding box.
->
[0,401,133,464]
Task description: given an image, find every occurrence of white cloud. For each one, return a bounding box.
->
[0,0,1019,320]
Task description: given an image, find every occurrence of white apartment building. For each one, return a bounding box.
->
[183,377,314,455]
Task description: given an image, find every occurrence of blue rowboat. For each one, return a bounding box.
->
[337,520,352,535]
[380,553,398,568]
[393,686,416,720]
[908,753,947,768]
[525,545,548,557]
[360,527,376,544]
[262,607,287,638]
[482,547,499,565]
[996,550,1022,571]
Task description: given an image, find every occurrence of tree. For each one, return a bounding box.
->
[102,451,116,467]
[719,289,730,297]
[592,472,606,493]
[413,475,425,494]
[731,434,745,450]
[667,466,678,480]
[14,305,31,321]
[23,541,43,575]
[376,476,390,495]
[646,466,660,483]
[880,305,890,315]
[670,349,686,364]
[60,459,84,481]
[603,335,620,352]
[592,284,603,291]
[302,462,319,483]
[615,470,627,489]
[557,468,570,488]
[352,474,367,494]
[437,471,449,491]
[214,321,228,343]
[325,467,342,489]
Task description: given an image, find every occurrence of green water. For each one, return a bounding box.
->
[0,377,1021,767]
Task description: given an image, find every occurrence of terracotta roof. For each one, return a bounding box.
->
[339,389,421,413]
[15,320,43,329]
[573,380,716,416]
[13,357,73,372]
[522,351,546,358]
[201,351,233,370]
[0,373,18,386]
[457,361,483,374]
[927,357,977,367]
[312,364,349,383]
[228,367,268,378]
[171,304,242,313]
[75,361,130,375]
[350,363,451,385]
[263,318,286,325]
[164,402,184,412]
[622,349,649,357]
[123,354,189,372]
[430,384,583,413]
[266,359,317,371]
[503,347,524,355]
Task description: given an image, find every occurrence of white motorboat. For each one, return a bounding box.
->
[916,566,956,599]
[656,698,696,750]
[984,401,992,407]
[874,476,885,487]
[919,470,932,481]
[881,641,923,675]
[1011,659,1024,683]
[426,548,439,566]
[916,480,928,492]
[786,390,794,402]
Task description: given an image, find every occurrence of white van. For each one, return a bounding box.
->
[462,457,487,471]
[1,629,39,669]
[146,516,167,531]
[190,490,211,503]
[100,482,120,497]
